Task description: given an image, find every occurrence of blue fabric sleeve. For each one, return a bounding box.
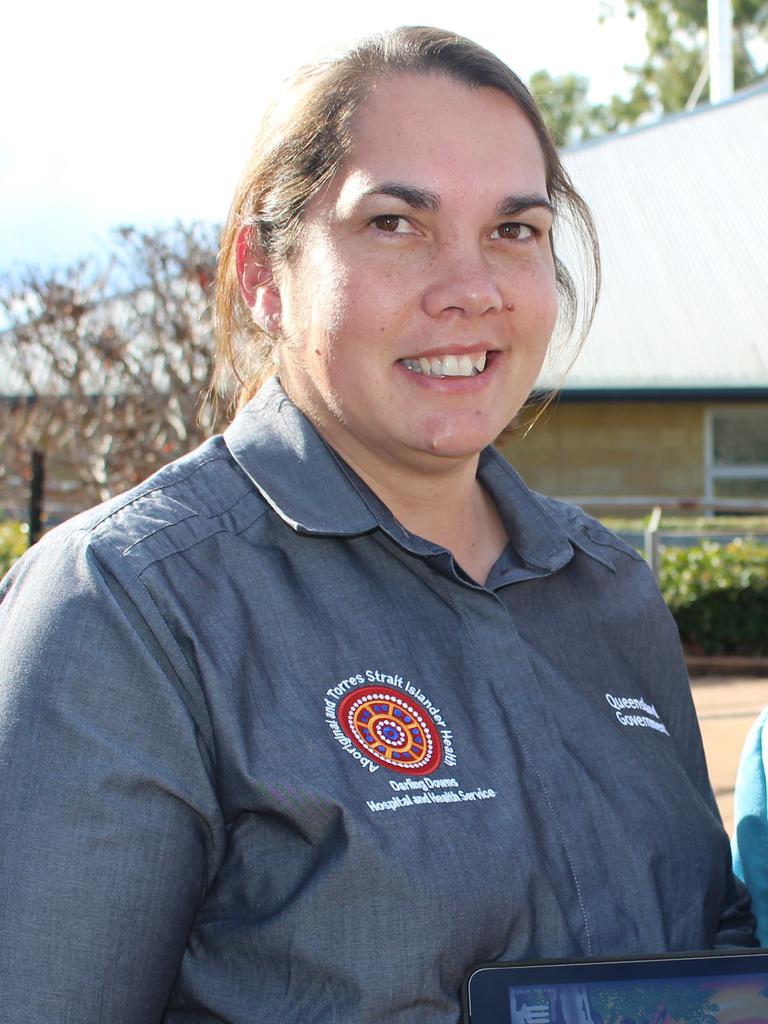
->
[733,708,768,945]
[0,532,223,1023]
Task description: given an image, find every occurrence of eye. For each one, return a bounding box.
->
[491,222,535,241]
[370,215,416,234]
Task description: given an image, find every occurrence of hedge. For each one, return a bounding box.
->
[660,539,768,656]
[0,521,27,579]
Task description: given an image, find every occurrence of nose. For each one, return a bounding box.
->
[421,243,505,319]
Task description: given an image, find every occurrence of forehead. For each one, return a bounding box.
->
[336,72,548,206]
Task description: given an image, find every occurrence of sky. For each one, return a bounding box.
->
[0,0,648,272]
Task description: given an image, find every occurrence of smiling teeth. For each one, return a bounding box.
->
[401,353,487,377]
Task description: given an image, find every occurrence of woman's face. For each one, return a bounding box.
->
[268,73,558,478]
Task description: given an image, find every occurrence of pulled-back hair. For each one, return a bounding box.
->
[213,26,600,410]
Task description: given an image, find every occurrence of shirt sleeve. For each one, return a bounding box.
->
[713,873,759,948]
[732,709,768,945]
[0,530,224,1023]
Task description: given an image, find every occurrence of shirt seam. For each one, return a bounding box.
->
[88,449,231,537]
[427,573,594,955]
[130,503,270,576]
[120,488,263,557]
[94,552,221,896]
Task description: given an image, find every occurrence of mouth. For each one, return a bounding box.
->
[399,351,488,378]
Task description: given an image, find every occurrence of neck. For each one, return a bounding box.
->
[335,446,509,586]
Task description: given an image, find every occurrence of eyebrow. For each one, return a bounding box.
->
[360,182,441,211]
[358,182,554,219]
[496,193,554,218]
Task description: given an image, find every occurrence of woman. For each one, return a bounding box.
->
[0,26,755,1024]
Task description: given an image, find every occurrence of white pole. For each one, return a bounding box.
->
[708,0,734,103]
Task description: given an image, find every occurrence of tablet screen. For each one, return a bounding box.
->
[464,950,768,1024]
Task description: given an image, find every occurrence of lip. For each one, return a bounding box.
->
[400,343,497,360]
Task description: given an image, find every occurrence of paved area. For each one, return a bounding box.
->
[690,674,768,836]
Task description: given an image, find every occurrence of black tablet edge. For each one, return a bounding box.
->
[461,947,768,1024]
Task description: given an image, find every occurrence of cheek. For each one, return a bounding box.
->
[519,266,559,343]
[542,284,560,339]
[313,253,352,345]
[280,251,349,355]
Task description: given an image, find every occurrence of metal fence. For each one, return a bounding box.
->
[565,498,768,582]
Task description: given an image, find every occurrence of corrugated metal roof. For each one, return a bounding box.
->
[552,84,768,391]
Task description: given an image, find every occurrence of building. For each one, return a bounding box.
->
[498,82,768,509]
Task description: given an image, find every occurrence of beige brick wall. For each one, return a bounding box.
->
[496,402,707,498]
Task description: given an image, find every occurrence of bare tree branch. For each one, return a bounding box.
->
[0,222,226,523]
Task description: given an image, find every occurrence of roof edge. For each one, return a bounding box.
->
[532,387,768,403]
[562,78,768,157]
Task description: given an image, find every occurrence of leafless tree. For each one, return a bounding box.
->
[0,222,226,524]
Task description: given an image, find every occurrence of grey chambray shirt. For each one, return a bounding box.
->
[0,378,755,1023]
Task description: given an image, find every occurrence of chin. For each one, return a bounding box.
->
[409,414,506,460]
[411,431,495,461]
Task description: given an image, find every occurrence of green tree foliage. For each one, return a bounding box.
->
[529,0,768,145]
[529,69,650,146]
[528,70,595,147]
[625,0,768,113]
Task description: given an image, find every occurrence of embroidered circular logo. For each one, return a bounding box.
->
[337,686,443,775]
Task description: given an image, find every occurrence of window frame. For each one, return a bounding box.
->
[704,405,768,500]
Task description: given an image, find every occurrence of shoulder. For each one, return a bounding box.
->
[532,492,648,569]
[0,433,273,681]
[481,448,646,575]
[7,435,269,592]
[0,440,257,766]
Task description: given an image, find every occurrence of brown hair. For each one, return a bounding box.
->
[212,25,600,411]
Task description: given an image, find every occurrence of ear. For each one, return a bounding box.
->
[236,227,282,333]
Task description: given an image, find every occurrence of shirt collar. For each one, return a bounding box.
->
[224,377,379,535]
[476,447,574,573]
[224,377,586,574]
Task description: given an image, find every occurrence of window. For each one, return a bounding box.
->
[705,407,768,500]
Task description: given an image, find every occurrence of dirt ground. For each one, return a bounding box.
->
[691,674,768,836]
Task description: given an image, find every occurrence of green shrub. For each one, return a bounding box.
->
[0,521,27,579]
[659,539,768,656]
